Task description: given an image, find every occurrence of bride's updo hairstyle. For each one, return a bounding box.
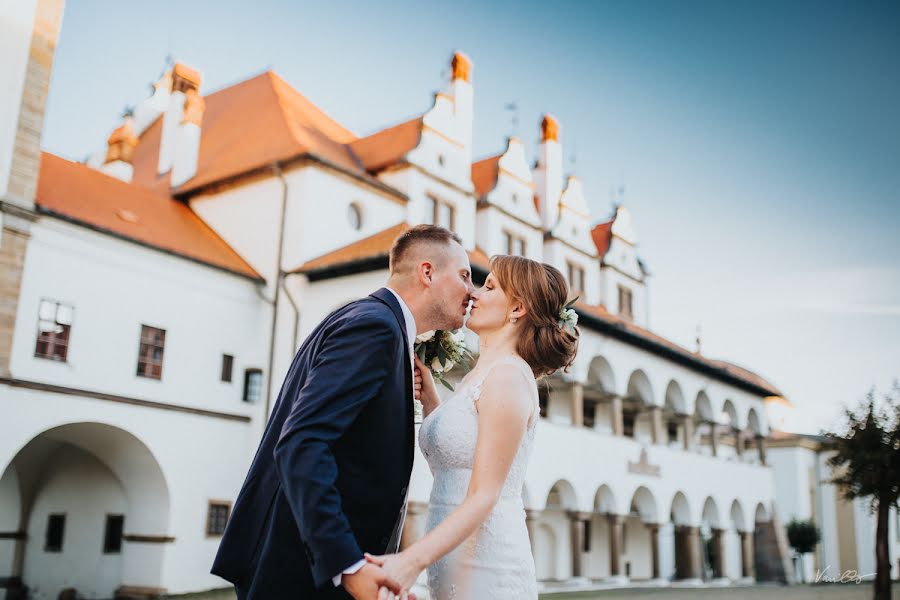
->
[489,255,579,378]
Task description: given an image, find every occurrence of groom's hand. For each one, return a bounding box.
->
[342,563,403,600]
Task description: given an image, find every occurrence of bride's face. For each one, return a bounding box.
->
[466,273,511,334]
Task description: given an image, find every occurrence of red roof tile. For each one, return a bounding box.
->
[350,116,423,173]
[294,223,410,272]
[591,219,614,257]
[36,152,262,280]
[471,154,501,198]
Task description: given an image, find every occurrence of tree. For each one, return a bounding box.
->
[822,382,900,600]
[786,517,820,583]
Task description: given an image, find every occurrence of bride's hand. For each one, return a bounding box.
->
[414,356,440,413]
[365,551,423,593]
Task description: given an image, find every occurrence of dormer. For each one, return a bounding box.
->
[472,137,542,259]
[593,205,650,325]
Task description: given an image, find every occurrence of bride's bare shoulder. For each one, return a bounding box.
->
[475,360,535,419]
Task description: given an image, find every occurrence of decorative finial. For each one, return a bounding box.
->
[541,114,559,142]
[451,51,472,82]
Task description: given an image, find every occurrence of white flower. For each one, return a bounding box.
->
[416,330,436,343]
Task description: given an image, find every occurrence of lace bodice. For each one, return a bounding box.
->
[418,355,537,503]
[416,354,539,599]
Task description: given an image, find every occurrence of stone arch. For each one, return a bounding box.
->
[721,399,740,429]
[544,479,578,511]
[730,499,747,532]
[754,502,770,523]
[694,391,714,421]
[669,491,692,526]
[0,422,171,599]
[586,355,616,394]
[701,496,722,529]
[626,369,655,406]
[593,484,618,514]
[747,408,764,436]
[629,485,659,523]
[664,380,687,414]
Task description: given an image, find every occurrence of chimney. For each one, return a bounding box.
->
[157,62,201,175]
[450,51,473,165]
[533,114,563,229]
[100,117,138,182]
[171,89,205,187]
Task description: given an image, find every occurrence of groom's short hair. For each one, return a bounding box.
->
[389,224,463,275]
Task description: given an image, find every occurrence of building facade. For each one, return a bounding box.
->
[1,45,804,598]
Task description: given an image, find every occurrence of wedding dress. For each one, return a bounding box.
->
[418,354,539,600]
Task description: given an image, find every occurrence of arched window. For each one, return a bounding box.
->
[347,203,362,231]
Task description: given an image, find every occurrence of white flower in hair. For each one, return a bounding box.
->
[557,296,580,335]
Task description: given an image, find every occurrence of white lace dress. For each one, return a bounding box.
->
[418,355,539,600]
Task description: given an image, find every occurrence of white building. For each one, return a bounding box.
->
[1,41,811,598]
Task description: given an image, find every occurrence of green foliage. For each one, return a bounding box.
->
[821,382,900,513]
[786,518,820,555]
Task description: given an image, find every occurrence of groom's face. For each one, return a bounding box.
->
[427,241,473,331]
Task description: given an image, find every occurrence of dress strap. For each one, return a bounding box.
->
[469,355,539,425]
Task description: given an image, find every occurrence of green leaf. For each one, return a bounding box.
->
[440,378,455,391]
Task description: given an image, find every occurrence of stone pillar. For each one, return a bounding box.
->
[649,405,664,444]
[756,434,768,466]
[607,513,624,577]
[711,528,726,578]
[567,511,591,578]
[647,523,661,579]
[739,530,755,579]
[682,415,694,451]
[735,429,745,457]
[571,383,584,427]
[399,501,429,551]
[709,422,719,457]
[684,526,703,580]
[610,395,624,436]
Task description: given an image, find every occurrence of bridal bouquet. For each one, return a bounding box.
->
[414,329,473,392]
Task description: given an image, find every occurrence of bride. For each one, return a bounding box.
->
[365,255,579,599]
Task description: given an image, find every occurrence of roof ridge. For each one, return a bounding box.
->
[267,71,358,143]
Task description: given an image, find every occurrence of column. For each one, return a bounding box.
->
[684,526,703,580]
[607,513,624,578]
[711,528,726,578]
[755,434,768,465]
[610,395,624,436]
[709,422,719,457]
[649,405,664,444]
[682,414,694,451]
[567,511,591,579]
[735,429,745,457]
[399,501,429,551]
[571,383,584,427]
[647,523,661,579]
[739,530,755,579]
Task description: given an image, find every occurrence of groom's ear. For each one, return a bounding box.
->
[417,261,435,286]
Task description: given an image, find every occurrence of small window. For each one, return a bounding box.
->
[103,514,124,554]
[437,154,445,167]
[45,514,65,552]
[422,196,435,225]
[504,231,527,257]
[35,300,73,361]
[623,412,636,438]
[567,262,585,293]
[206,501,231,536]
[243,368,263,403]
[667,421,679,444]
[221,354,234,383]
[347,203,362,231]
[511,193,518,204]
[136,325,166,379]
[618,285,633,320]
[437,201,455,231]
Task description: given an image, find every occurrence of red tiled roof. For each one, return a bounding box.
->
[131,71,377,194]
[350,116,423,173]
[591,219,614,257]
[294,222,410,272]
[36,152,262,280]
[471,154,501,198]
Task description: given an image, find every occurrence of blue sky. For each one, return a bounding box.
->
[42,0,900,433]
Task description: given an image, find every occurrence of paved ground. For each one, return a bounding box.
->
[166,582,900,599]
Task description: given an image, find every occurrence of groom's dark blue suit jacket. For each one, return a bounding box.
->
[212,288,415,598]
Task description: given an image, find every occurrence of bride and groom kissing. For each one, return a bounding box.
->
[211,225,579,599]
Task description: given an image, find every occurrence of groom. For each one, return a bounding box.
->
[212,224,473,599]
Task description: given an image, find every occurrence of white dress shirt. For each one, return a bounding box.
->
[333,287,417,587]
